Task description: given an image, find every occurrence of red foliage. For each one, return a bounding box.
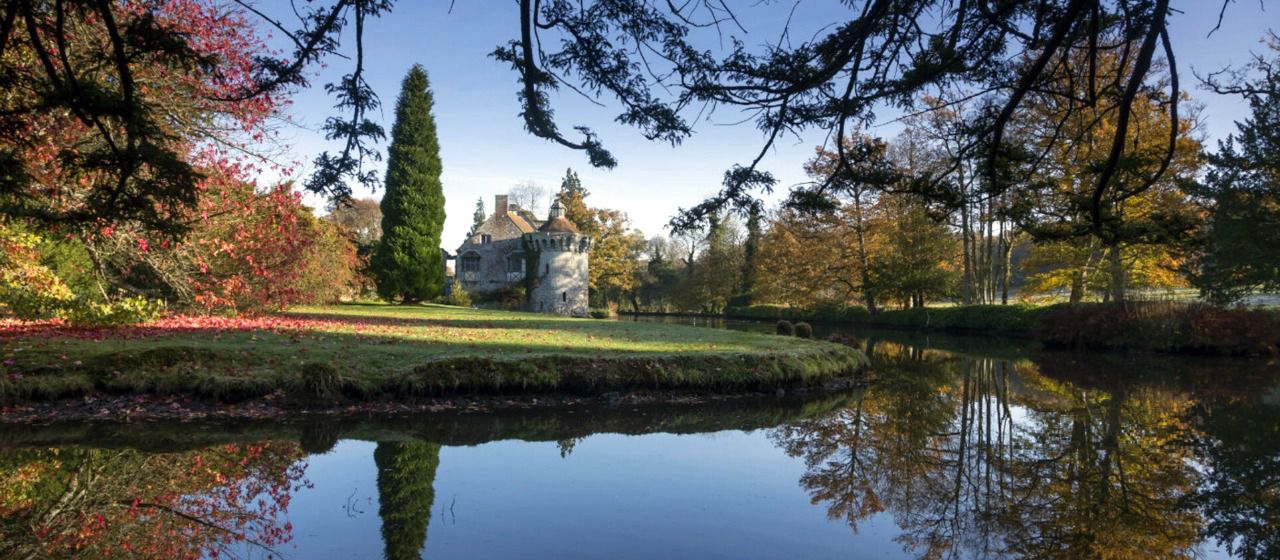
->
[1035,302,1280,356]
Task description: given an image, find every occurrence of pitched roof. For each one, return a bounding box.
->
[507,212,535,233]
[539,216,580,233]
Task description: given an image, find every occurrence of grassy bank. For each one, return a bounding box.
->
[697,301,1280,355]
[0,304,868,405]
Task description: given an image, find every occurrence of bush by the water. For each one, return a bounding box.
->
[865,304,1051,333]
[731,301,1043,333]
[1035,302,1280,355]
[776,320,794,336]
[794,322,813,338]
[589,308,611,319]
[727,303,869,322]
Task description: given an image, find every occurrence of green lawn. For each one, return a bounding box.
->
[0,304,867,404]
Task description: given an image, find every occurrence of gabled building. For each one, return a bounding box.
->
[454,195,591,316]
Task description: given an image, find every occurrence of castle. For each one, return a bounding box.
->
[453,195,592,316]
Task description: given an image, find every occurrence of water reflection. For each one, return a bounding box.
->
[774,337,1279,559]
[375,441,441,560]
[1,330,1277,559]
[0,442,305,559]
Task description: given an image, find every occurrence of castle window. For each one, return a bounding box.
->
[481,234,492,244]
[544,263,549,274]
[460,255,480,273]
[562,291,567,302]
[506,254,524,274]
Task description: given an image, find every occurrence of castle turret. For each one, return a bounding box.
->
[523,200,591,316]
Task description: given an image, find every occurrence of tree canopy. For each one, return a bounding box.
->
[1,1,1238,234]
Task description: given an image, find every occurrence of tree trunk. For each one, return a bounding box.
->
[1069,268,1086,303]
[853,193,877,314]
[1107,243,1126,304]
[959,166,974,305]
[1000,220,1012,305]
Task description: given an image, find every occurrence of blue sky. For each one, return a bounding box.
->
[264,1,1275,250]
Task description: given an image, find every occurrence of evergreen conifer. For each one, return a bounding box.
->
[373,65,446,302]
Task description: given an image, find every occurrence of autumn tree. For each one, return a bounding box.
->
[589,209,646,307]
[753,207,861,310]
[1004,46,1203,303]
[556,168,592,232]
[630,236,684,311]
[685,213,744,313]
[553,169,643,307]
[796,134,895,312]
[328,198,383,249]
[373,65,447,303]
[867,196,959,308]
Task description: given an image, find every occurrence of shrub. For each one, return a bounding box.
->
[728,304,800,320]
[1035,302,1280,355]
[471,286,524,310]
[299,362,343,403]
[589,308,611,319]
[438,287,472,307]
[291,214,363,305]
[776,320,794,336]
[726,293,754,308]
[863,304,1050,333]
[809,302,847,322]
[0,224,75,320]
[794,322,813,339]
[62,297,165,327]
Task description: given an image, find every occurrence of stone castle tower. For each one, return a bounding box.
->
[524,200,591,316]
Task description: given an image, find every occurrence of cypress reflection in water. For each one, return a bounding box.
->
[375,441,442,560]
[773,337,1278,559]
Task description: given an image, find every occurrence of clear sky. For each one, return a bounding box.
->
[263,1,1275,250]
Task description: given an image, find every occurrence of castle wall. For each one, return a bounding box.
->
[530,248,589,316]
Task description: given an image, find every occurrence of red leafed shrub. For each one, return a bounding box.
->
[1183,306,1280,355]
[1035,302,1280,356]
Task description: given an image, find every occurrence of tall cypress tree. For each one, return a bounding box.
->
[374,64,446,303]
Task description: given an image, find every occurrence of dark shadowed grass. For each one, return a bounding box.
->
[0,304,868,404]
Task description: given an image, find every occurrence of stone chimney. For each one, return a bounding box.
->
[494,194,509,216]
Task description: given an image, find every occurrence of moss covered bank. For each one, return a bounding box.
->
[0,304,868,408]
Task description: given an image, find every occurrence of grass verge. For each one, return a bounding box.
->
[0,303,868,405]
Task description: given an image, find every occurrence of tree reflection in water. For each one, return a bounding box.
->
[375,440,442,560]
[773,339,1278,559]
[0,442,306,559]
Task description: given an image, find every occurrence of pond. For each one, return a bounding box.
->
[2,320,1277,559]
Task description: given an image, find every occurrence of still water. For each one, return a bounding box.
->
[1,320,1277,559]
